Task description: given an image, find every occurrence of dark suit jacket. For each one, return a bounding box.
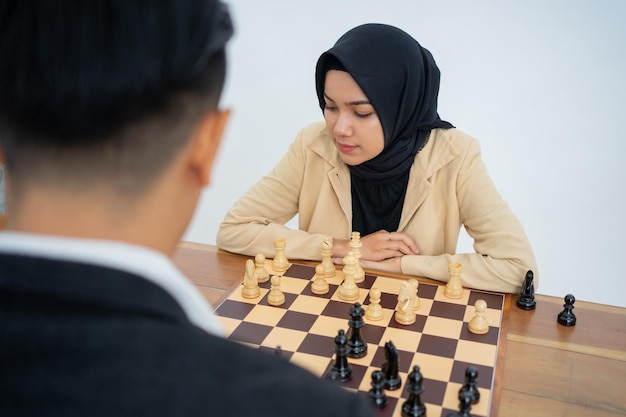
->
[0,253,374,417]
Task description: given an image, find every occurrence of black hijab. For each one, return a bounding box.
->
[315,24,453,235]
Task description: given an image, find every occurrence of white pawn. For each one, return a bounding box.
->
[320,237,336,278]
[311,264,330,295]
[409,278,421,311]
[338,251,359,301]
[267,275,285,306]
[365,287,384,321]
[272,238,289,273]
[468,299,489,335]
[241,259,260,299]
[445,262,464,299]
[394,280,416,325]
[349,231,365,284]
[254,254,270,283]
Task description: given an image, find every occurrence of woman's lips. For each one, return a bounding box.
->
[337,142,358,153]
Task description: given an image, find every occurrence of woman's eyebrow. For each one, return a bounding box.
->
[324,92,371,106]
[323,92,335,103]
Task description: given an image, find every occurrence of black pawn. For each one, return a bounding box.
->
[401,365,426,417]
[382,341,401,390]
[367,370,387,409]
[557,294,577,326]
[347,302,367,358]
[516,270,536,310]
[447,390,473,417]
[326,329,352,382]
[459,366,480,404]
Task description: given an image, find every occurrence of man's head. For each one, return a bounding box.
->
[0,0,233,249]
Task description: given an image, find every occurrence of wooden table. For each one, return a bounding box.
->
[173,241,626,417]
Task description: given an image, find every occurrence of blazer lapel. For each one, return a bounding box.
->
[310,125,353,226]
[328,165,352,225]
[399,129,459,230]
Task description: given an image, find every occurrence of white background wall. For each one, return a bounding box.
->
[184,0,626,308]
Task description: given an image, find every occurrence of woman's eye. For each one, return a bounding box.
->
[324,104,337,112]
[355,112,372,118]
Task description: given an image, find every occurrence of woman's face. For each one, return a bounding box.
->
[323,70,384,166]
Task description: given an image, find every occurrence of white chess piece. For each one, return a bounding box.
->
[468,299,489,335]
[311,264,330,295]
[444,262,463,299]
[365,287,384,321]
[267,275,285,306]
[394,280,416,325]
[349,231,365,284]
[409,278,421,311]
[241,259,260,299]
[338,251,359,301]
[272,238,289,273]
[254,254,269,283]
[320,237,336,278]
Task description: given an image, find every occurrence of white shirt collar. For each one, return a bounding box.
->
[0,231,223,336]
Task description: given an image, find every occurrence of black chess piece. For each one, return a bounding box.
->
[367,370,387,408]
[459,366,480,404]
[516,270,536,310]
[326,329,352,382]
[347,302,367,358]
[381,340,401,390]
[447,390,473,417]
[557,294,577,326]
[401,365,426,417]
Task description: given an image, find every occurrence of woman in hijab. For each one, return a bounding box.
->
[217,24,537,293]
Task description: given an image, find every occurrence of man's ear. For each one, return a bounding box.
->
[189,108,231,186]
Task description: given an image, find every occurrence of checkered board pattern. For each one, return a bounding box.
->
[214,261,505,417]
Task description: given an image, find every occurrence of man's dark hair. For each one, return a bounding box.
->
[0,0,233,196]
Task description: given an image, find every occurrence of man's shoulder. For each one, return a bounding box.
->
[0,252,188,324]
[0,252,169,291]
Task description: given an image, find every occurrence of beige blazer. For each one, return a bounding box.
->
[217,121,537,293]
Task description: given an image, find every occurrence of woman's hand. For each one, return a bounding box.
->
[333,229,419,263]
[359,256,403,274]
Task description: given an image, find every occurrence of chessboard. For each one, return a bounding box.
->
[214,260,506,417]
